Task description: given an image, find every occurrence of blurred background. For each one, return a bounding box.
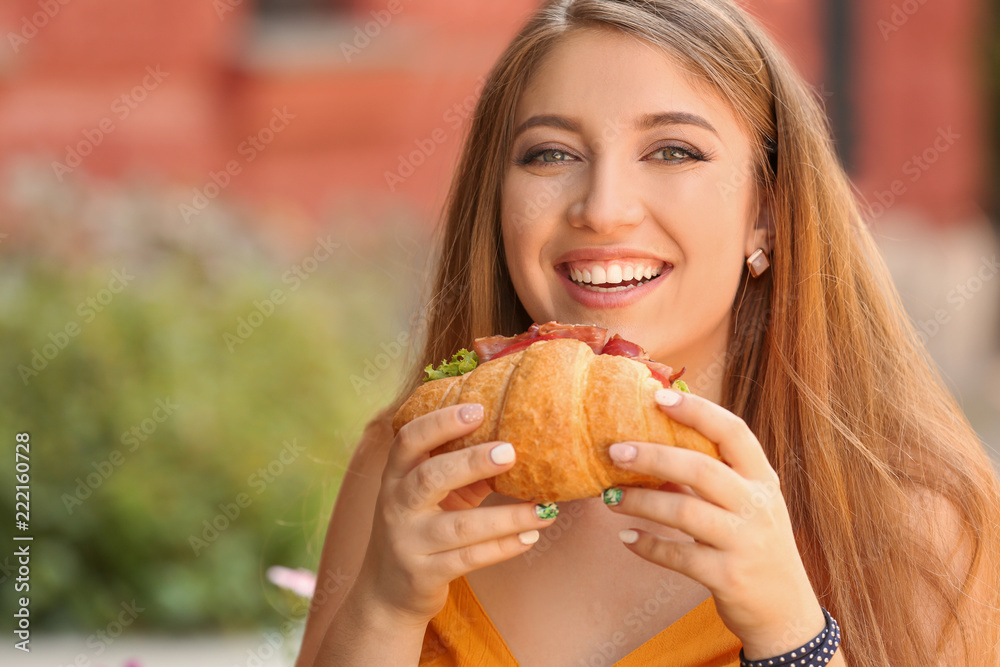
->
[0,0,997,664]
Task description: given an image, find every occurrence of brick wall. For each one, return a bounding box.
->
[0,0,988,231]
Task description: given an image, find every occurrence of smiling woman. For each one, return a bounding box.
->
[295,1,1000,666]
[502,27,765,400]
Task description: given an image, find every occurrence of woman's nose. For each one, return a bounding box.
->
[568,159,644,233]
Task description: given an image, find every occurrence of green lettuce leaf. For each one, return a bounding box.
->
[671,379,690,393]
[423,348,479,381]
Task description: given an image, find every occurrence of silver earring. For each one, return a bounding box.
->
[746,248,770,278]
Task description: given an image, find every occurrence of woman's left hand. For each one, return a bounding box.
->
[603,387,826,660]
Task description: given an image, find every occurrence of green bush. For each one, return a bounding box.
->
[0,168,431,633]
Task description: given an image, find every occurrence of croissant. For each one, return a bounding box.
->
[390,337,721,502]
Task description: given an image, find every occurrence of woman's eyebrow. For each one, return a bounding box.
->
[637,111,719,137]
[513,111,719,139]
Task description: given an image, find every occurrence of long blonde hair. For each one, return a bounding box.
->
[384,1,1000,663]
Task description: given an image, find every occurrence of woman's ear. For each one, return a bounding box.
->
[745,197,776,258]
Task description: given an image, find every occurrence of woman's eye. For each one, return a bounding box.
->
[519,146,704,166]
[522,148,575,165]
[650,146,698,162]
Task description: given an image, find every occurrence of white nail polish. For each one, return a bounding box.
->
[518,530,540,545]
[654,389,681,406]
[619,529,639,544]
[490,442,515,465]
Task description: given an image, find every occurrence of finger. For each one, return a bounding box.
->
[606,487,738,548]
[398,440,517,512]
[438,479,493,511]
[609,442,749,511]
[386,403,486,480]
[434,530,542,581]
[656,480,693,496]
[417,502,557,554]
[618,528,719,586]
[653,389,776,481]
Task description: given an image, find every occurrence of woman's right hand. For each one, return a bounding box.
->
[351,402,557,627]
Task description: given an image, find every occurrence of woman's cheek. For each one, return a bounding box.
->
[501,174,540,232]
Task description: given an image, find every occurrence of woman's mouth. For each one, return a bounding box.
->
[555,260,671,308]
[567,262,665,292]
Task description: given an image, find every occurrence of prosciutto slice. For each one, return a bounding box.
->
[637,359,676,388]
[473,322,609,362]
[536,322,610,354]
[473,323,540,361]
[490,333,563,361]
[600,333,650,360]
[472,321,682,389]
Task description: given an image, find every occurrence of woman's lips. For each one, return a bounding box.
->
[555,263,671,309]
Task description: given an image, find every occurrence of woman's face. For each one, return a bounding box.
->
[501,28,767,386]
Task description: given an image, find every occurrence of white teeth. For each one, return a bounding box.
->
[566,261,664,286]
[577,284,639,293]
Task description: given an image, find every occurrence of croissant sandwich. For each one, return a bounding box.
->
[391,321,721,502]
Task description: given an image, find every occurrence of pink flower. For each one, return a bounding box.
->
[266,565,317,598]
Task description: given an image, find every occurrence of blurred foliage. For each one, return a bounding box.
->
[0,162,432,633]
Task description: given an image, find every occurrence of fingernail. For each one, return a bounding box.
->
[609,443,637,462]
[459,403,484,423]
[518,530,540,545]
[534,502,558,520]
[602,487,623,506]
[654,389,682,407]
[619,529,639,544]
[490,442,515,465]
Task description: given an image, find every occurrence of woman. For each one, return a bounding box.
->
[296,1,1000,664]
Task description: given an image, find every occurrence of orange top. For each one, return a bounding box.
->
[419,575,742,666]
